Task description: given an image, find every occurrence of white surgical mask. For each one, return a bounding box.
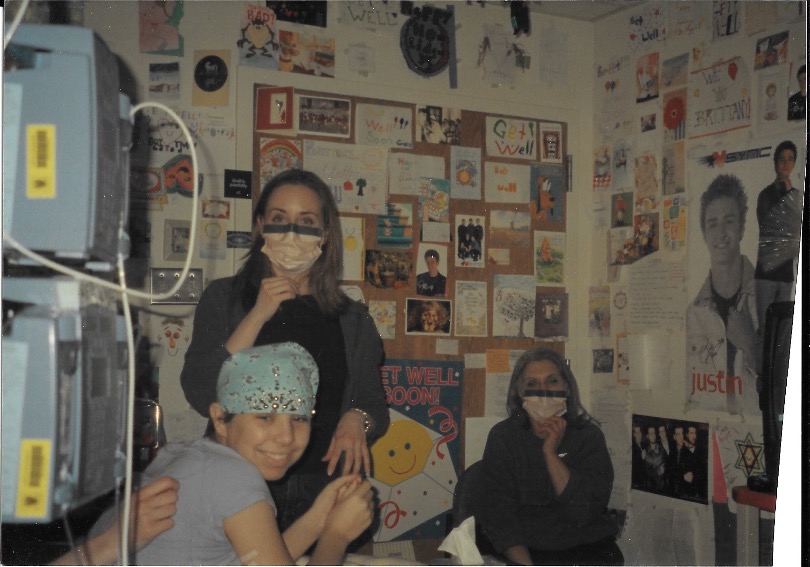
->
[261,223,323,274]
[522,390,567,421]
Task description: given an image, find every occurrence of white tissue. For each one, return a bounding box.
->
[438,516,485,565]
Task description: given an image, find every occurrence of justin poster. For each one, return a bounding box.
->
[684,128,804,417]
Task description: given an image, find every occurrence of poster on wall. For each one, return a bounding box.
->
[297,96,351,138]
[259,138,302,189]
[255,86,293,131]
[492,275,535,339]
[631,414,709,504]
[534,230,565,285]
[192,50,230,106]
[685,130,805,417]
[713,420,765,508]
[405,298,452,335]
[303,139,388,214]
[236,4,279,69]
[450,146,482,200]
[355,103,413,149]
[278,30,335,76]
[371,359,463,541]
[455,215,485,268]
[530,163,564,222]
[139,0,184,56]
[399,5,453,78]
[454,280,488,337]
[484,161,530,204]
[416,105,461,144]
[687,56,751,139]
[485,116,536,160]
[534,291,569,341]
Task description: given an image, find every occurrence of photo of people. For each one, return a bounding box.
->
[405,298,451,335]
[787,64,806,120]
[365,249,413,289]
[631,414,708,504]
[455,215,485,268]
[415,245,447,297]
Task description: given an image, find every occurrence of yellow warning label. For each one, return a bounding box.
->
[26,125,56,199]
[15,439,51,518]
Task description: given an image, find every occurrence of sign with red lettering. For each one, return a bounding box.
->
[485,116,537,160]
[370,358,464,541]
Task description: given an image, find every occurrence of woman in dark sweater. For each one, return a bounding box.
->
[180,169,389,532]
[477,348,623,565]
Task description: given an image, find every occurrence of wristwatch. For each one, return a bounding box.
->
[350,407,372,434]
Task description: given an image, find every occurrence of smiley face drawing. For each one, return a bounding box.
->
[371,420,432,486]
[369,410,459,542]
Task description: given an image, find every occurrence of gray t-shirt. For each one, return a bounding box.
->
[94,438,275,565]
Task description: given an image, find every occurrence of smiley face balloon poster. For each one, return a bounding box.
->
[372,359,463,541]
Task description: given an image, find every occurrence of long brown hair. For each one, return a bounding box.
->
[506,348,595,427]
[237,169,349,316]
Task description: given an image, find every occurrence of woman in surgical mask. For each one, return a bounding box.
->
[180,169,389,540]
[475,348,623,566]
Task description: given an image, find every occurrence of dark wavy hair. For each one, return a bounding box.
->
[236,169,349,316]
[506,348,594,427]
[699,174,748,235]
[773,140,797,166]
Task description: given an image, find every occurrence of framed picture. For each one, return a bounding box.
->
[163,219,190,261]
[255,86,294,131]
[405,297,452,335]
[539,122,564,164]
[296,95,351,138]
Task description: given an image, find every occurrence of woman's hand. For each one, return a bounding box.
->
[50,477,179,565]
[227,276,301,354]
[252,276,301,323]
[322,411,370,476]
[129,476,180,551]
[537,416,567,457]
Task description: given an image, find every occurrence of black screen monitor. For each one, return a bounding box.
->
[748,301,794,494]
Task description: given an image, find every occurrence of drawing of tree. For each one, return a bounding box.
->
[498,291,535,338]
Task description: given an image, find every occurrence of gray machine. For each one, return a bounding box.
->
[3,24,132,266]
[2,278,128,522]
[2,24,133,523]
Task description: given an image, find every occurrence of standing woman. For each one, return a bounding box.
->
[476,348,623,566]
[180,169,389,531]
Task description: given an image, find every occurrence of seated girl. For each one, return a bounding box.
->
[92,342,374,565]
[476,348,623,566]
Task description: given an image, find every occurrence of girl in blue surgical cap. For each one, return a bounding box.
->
[103,342,374,566]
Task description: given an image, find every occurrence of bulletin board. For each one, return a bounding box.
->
[252,85,568,541]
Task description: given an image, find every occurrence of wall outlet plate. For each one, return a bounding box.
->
[150,268,203,304]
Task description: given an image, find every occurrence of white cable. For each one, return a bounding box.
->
[2,102,200,304]
[3,0,31,50]
[116,239,137,567]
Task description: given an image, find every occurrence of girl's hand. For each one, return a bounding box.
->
[307,475,362,532]
[323,411,370,476]
[251,276,300,323]
[322,479,375,543]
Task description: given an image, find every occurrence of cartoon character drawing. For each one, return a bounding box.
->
[532,175,556,221]
[371,420,433,486]
[157,317,189,356]
[539,236,554,264]
[237,16,279,58]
